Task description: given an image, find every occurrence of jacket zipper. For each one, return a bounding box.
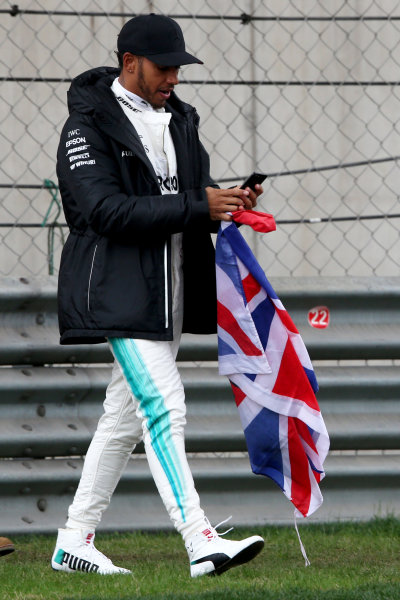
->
[87,244,98,312]
[164,242,169,328]
[163,123,169,329]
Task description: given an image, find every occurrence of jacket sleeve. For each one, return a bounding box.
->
[57,116,213,240]
[197,136,221,234]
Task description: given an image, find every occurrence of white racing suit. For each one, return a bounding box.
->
[65,81,208,541]
[66,304,207,540]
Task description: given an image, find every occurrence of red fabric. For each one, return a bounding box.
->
[231,210,276,233]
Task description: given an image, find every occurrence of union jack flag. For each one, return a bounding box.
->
[216,212,330,518]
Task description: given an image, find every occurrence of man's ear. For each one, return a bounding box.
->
[122,52,137,73]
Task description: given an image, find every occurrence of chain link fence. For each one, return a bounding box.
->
[1,0,399,278]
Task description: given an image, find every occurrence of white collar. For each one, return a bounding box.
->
[113,78,164,113]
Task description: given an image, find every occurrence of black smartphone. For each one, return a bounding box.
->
[240,171,267,191]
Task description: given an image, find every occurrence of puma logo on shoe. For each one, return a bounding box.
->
[54,549,99,572]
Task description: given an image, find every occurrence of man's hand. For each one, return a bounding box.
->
[206,184,263,221]
[243,183,263,209]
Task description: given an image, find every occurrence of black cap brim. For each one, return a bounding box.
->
[141,51,203,66]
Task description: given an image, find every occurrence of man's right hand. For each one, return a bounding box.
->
[206,186,250,221]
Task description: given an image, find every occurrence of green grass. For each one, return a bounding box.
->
[0,518,399,600]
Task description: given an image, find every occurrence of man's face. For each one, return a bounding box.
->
[124,56,180,109]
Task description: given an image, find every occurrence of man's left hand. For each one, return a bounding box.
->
[238,183,263,210]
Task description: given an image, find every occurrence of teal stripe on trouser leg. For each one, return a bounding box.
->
[109,338,187,522]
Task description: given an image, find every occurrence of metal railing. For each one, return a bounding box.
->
[0,275,399,534]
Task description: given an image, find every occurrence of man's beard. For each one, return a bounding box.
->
[137,62,164,109]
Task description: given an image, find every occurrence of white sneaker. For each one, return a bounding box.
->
[185,520,264,578]
[51,528,131,575]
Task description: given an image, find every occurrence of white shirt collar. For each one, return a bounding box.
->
[113,78,164,113]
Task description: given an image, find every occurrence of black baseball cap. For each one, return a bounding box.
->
[117,13,203,66]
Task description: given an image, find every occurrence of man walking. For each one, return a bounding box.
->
[52,13,264,578]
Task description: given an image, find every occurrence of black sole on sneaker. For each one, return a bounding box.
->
[210,539,265,576]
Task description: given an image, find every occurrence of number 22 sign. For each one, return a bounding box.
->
[308,306,330,329]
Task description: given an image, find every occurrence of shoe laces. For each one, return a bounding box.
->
[198,516,234,543]
[213,515,234,537]
[85,535,113,566]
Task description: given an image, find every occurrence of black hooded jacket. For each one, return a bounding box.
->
[57,66,218,344]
